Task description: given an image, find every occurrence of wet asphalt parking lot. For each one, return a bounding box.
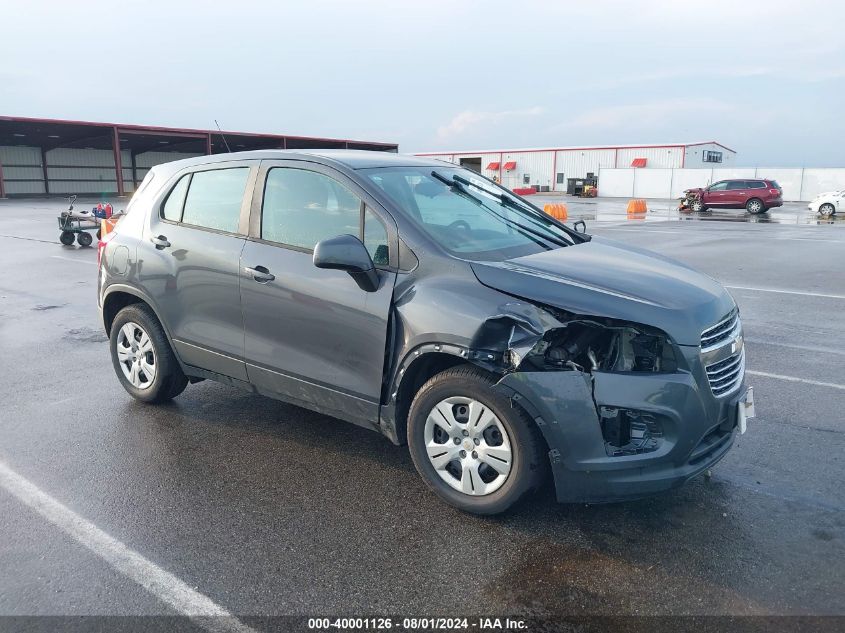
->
[0,196,843,628]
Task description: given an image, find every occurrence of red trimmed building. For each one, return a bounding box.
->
[415,142,736,193]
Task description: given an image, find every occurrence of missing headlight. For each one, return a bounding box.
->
[518,320,676,373]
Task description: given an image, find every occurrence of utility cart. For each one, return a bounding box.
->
[58,195,102,247]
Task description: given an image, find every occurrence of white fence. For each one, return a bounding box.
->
[597,168,845,202]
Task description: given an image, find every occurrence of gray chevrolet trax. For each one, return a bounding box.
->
[99,150,754,514]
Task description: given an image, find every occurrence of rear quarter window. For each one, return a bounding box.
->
[161,174,190,221]
[747,181,766,189]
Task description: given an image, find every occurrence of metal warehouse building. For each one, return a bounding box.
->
[415,142,736,192]
[0,116,397,197]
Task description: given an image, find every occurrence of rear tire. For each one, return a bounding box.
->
[819,203,836,217]
[746,198,765,214]
[407,365,547,515]
[110,303,188,403]
[60,231,75,245]
[77,231,93,247]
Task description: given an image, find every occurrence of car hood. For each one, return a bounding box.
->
[469,237,735,346]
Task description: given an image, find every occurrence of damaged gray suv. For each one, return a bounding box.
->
[99,150,754,514]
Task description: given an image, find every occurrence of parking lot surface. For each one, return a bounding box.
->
[1,197,843,625]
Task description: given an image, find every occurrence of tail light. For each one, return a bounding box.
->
[769,189,780,196]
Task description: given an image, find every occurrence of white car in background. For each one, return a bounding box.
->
[808,190,844,216]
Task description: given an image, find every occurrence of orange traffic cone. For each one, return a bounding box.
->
[626,199,648,216]
[543,203,568,221]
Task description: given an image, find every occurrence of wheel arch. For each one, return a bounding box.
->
[385,344,550,456]
[390,348,469,445]
[746,197,764,211]
[102,286,173,345]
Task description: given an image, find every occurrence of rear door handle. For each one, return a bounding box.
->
[244,265,275,283]
[150,235,171,249]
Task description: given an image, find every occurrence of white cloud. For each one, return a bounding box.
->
[436,107,545,141]
[561,98,736,130]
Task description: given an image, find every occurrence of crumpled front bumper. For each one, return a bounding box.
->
[494,346,744,503]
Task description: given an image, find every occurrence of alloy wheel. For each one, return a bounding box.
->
[115,322,156,389]
[423,396,513,496]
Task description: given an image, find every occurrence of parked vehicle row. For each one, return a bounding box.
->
[98,150,753,514]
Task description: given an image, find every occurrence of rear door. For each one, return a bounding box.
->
[746,179,769,202]
[239,160,398,427]
[724,180,748,206]
[139,161,257,381]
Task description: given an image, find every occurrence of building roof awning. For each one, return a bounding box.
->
[503,161,517,170]
[486,161,500,170]
[631,157,647,168]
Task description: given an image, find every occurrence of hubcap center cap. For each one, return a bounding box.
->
[462,438,474,452]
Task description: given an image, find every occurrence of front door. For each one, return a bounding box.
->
[704,180,729,207]
[239,160,398,428]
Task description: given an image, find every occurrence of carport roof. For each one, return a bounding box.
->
[0,115,398,154]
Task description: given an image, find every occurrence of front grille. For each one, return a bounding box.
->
[701,310,740,351]
[705,349,745,397]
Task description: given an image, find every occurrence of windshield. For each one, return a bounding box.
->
[361,166,574,261]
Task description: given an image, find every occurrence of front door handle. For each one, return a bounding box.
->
[150,235,171,249]
[244,265,275,283]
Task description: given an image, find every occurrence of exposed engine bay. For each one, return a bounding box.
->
[517,318,677,374]
[468,301,677,457]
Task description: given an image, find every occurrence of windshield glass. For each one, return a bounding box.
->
[361,166,573,261]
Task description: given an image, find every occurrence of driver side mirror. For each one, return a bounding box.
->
[313,234,380,292]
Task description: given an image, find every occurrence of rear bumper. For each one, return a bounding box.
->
[495,347,744,503]
[766,198,783,209]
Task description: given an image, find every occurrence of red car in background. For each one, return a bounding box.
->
[688,179,783,214]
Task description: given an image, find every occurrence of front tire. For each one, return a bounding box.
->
[691,199,705,212]
[407,366,546,514]
[110,304,188,403]
[60,231,75,245]
[819,203,836,217]
[746,198,765,214]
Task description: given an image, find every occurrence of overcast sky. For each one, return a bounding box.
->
[2,0,843,166]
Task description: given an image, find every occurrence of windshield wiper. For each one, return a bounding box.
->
[449,173,590,243]
[430,171,569,249]
[429,172,556,250]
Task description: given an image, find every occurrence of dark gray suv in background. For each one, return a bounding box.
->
[98,150,754,514]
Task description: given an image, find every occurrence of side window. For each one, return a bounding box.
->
[161,174,190,221]
[726,181,746,190]
[709,181,728,191]
[364,208,389,266]
[262,168,361,249]
[747,181,765,189]
[181,167,249,233]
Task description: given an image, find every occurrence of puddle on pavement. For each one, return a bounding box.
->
[64,327,108,343]
[485,536,765,616]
